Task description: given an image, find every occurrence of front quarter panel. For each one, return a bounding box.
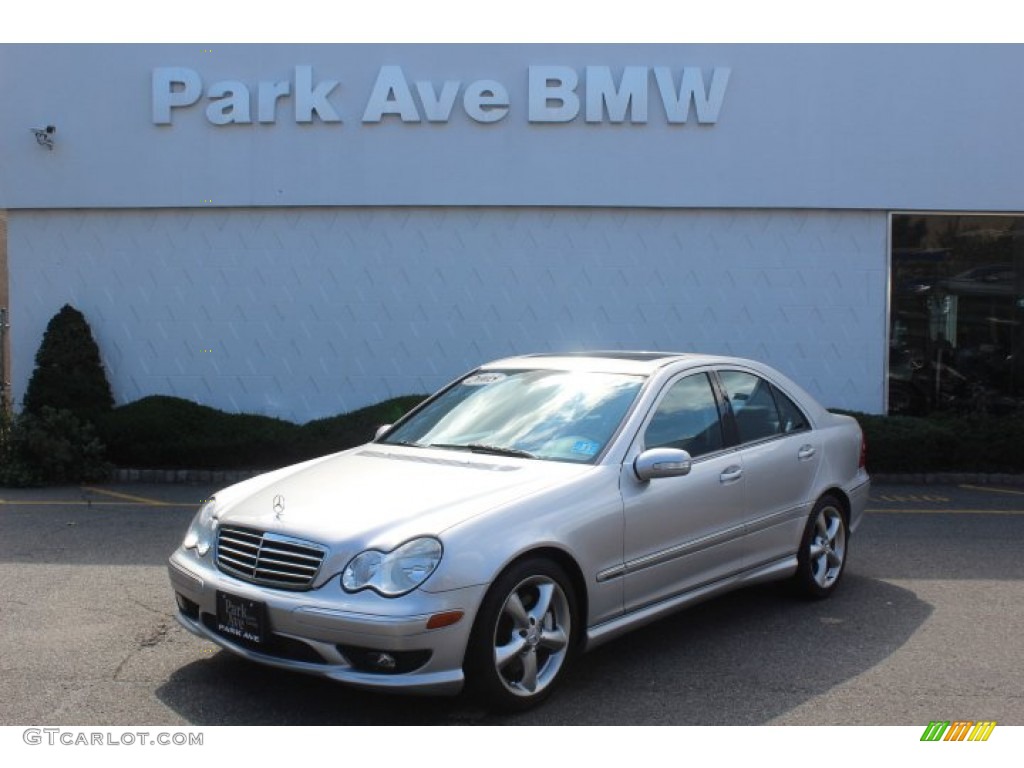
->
[422,465,626,628]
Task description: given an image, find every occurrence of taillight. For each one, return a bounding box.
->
[859,432,867,469]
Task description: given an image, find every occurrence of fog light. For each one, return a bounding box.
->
[175,593,200,620]
[373,652,397,671]
[336,645,432,674]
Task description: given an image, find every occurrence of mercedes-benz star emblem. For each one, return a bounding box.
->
[272,494,285,518]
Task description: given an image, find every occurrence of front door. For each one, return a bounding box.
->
[620,371,748,612]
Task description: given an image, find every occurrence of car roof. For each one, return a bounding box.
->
[477,351,830,422]
[481,351,729,375]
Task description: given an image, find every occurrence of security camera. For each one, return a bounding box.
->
[31,125,56,150]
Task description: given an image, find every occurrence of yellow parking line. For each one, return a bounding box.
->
[0,500,143,506]
[959,484,1024,497]
[80,486,179,507]
[0,499,196,508]
[0,487,197,508]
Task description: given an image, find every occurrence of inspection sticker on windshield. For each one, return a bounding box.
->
[571,439,601,457]
[463,372,507,386]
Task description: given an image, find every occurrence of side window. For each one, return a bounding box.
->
[644,373,724,458]
[771,384,810,434]
[718,370,782,443]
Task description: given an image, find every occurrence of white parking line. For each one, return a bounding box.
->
[867,508,1024,515]
[959,484,1024,497]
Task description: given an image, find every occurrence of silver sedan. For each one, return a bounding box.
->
[168,352,869,710]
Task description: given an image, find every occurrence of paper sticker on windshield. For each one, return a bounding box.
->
[463,372,507,386]
[571,439,601,457]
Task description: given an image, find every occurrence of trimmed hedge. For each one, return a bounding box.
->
[97,394,427,470]
[835,410,1024,474]
[8,392,1022,478]
[102,400,1024,474]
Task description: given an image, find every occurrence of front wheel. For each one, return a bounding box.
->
[794,495,848,598]
[465,558,578,712]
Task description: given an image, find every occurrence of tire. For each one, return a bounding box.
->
[465,558,578,712]
[794,495,849,598]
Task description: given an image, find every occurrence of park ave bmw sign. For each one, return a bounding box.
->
[152,64,731,126]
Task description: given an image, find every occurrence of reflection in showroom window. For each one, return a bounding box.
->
[889,214,1024,415]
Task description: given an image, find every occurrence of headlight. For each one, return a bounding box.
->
[342,537,443,597]
[182,497,219,557]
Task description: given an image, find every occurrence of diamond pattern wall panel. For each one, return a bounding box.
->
[9,208,888,422]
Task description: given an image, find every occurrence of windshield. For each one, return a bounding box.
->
[380,369,645,463]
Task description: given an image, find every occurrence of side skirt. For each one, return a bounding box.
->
[584,556,797,651]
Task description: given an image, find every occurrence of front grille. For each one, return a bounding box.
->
[216,525,326,590]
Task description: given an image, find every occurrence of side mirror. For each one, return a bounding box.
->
[633,448,692,482]
[374,424,392,440]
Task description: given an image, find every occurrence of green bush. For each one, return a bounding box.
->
[2,305,117,486]
[10,380,1019,478]
[98,396,300,470]
[835,410,1024,474]
[23,305,114,423]
[0,407,112,486]
[97,394,427,470]
[299,395,427,457]
[0,408,31,486]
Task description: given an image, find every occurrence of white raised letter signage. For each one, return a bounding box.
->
[153,66,341,125]
[152,64,731,128]
[585,66,648,123]
[528,66,580,123]
[362,66,420,122]
[416,80,460,122]
[294,66,341,123]
[463,80,509,123]
[152,67,202,124]
[206,80,251,125]
[653,67,731,124]
[363,66,511,124]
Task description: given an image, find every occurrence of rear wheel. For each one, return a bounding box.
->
[794,495,848,598]
[465,558,577,712]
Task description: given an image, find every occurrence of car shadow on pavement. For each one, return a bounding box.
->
[154,573,931,725]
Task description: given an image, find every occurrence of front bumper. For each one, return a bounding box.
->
[168,548,486,696]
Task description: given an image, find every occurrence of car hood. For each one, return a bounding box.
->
[212,445,596,551]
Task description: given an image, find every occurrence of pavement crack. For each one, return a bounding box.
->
[128,597,171,617]
[113,620,173,680]
[139,621,172,648]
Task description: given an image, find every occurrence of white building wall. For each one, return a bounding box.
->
[2,45,1023,212]
[9,207,887,422]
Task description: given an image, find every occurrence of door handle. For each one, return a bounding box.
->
[798,444,816,460]
[720,465,743,483]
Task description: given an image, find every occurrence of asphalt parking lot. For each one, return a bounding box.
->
[1,482,1022,726]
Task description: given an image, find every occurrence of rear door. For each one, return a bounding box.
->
[715,369,820,568]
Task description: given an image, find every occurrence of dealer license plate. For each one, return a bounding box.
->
[216,591,266,645]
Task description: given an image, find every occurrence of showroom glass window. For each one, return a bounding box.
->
[890,214,1023,414]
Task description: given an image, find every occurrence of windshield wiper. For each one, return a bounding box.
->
[428,443,536,459]
[467,444,537,459]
